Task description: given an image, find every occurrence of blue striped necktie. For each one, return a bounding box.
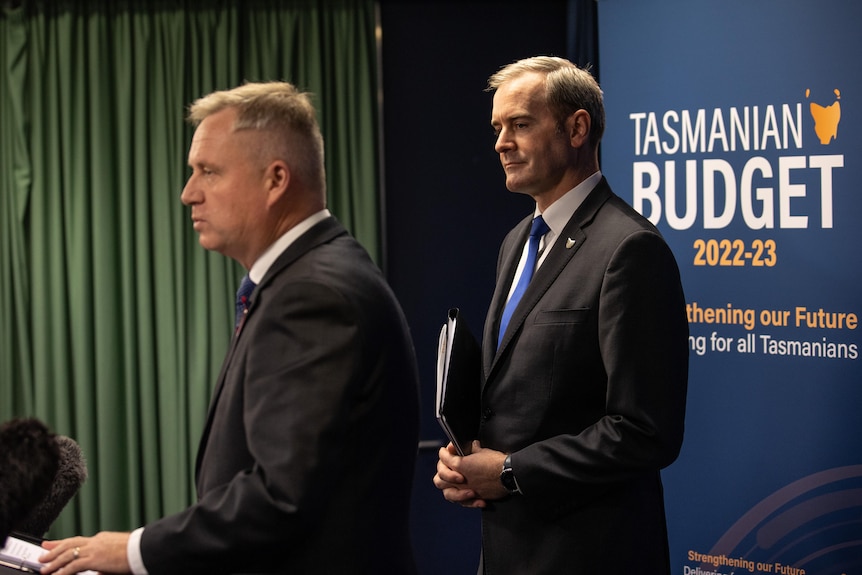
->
[498,215,550,348]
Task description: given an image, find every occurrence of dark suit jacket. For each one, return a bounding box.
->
[141,216,420,574]
[478,178,689,575]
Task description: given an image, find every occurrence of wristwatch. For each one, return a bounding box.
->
[500,454,522,495]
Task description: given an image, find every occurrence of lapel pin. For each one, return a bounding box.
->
[566,238,576,249]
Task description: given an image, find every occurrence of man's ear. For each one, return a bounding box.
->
[265,160,290,208]
[567,109,591,148]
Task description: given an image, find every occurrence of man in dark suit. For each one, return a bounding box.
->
[434,56,689,574]
[40,82,420,574]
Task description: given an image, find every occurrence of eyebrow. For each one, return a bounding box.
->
[492,113,533,127]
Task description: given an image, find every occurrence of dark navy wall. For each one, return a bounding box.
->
[378,2,568,573]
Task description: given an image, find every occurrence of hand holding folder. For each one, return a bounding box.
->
[435,308,482,456]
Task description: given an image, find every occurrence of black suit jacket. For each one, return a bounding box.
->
[478,179,689,574]
[141,217,420,574]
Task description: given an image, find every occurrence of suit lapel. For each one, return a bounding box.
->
[486,180,613,381]
[483,215,531,369]
[194,216,347,482]
[194,338,240,482]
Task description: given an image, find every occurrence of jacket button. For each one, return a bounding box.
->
[482,407,494,420]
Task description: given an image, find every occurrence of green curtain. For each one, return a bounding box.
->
[0,0,381,537]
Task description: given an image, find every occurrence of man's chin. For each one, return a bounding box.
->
[504,174,529,192]
[505,182,531,196]
[197,235,222,254]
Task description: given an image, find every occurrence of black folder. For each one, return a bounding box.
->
[436,308,482,456]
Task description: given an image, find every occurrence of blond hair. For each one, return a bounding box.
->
[188,81,326,193]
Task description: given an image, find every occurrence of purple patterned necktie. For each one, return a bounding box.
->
[235,274,256,331]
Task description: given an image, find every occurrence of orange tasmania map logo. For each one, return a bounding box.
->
[807,88,841,144]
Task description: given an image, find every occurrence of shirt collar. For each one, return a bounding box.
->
[247,209,331,284]
[536,171,602,237]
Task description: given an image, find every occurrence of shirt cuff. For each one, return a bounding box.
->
[127,527,149,575]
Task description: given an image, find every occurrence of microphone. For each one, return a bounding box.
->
[14,435,88,538]
[0,418,59,545]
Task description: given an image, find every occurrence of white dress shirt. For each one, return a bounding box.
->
[504,172,602,304]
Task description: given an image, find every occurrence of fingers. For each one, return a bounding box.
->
[441,485,476,503]
[40,532,131,574]
[40,537,81,560]
[435,454,465,483]
[442,487,486,508]
[39,537,87,574]
[434,441,488,508]
[438,444,458,465]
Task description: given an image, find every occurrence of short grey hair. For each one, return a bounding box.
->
[188,81,326,193]
[487,56,605,147]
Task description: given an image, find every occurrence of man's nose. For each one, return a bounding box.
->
[495,130,513,153]
[180,177,199,205]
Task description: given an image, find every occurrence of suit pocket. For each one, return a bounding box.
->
[534,308,590,325]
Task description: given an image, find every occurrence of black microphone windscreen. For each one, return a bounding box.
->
[14,435,88,538]
[0,418,59,544]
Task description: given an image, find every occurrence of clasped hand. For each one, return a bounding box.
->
[433,440,509,508]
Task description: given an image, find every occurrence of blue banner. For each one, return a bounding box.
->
[598,1,862,573]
